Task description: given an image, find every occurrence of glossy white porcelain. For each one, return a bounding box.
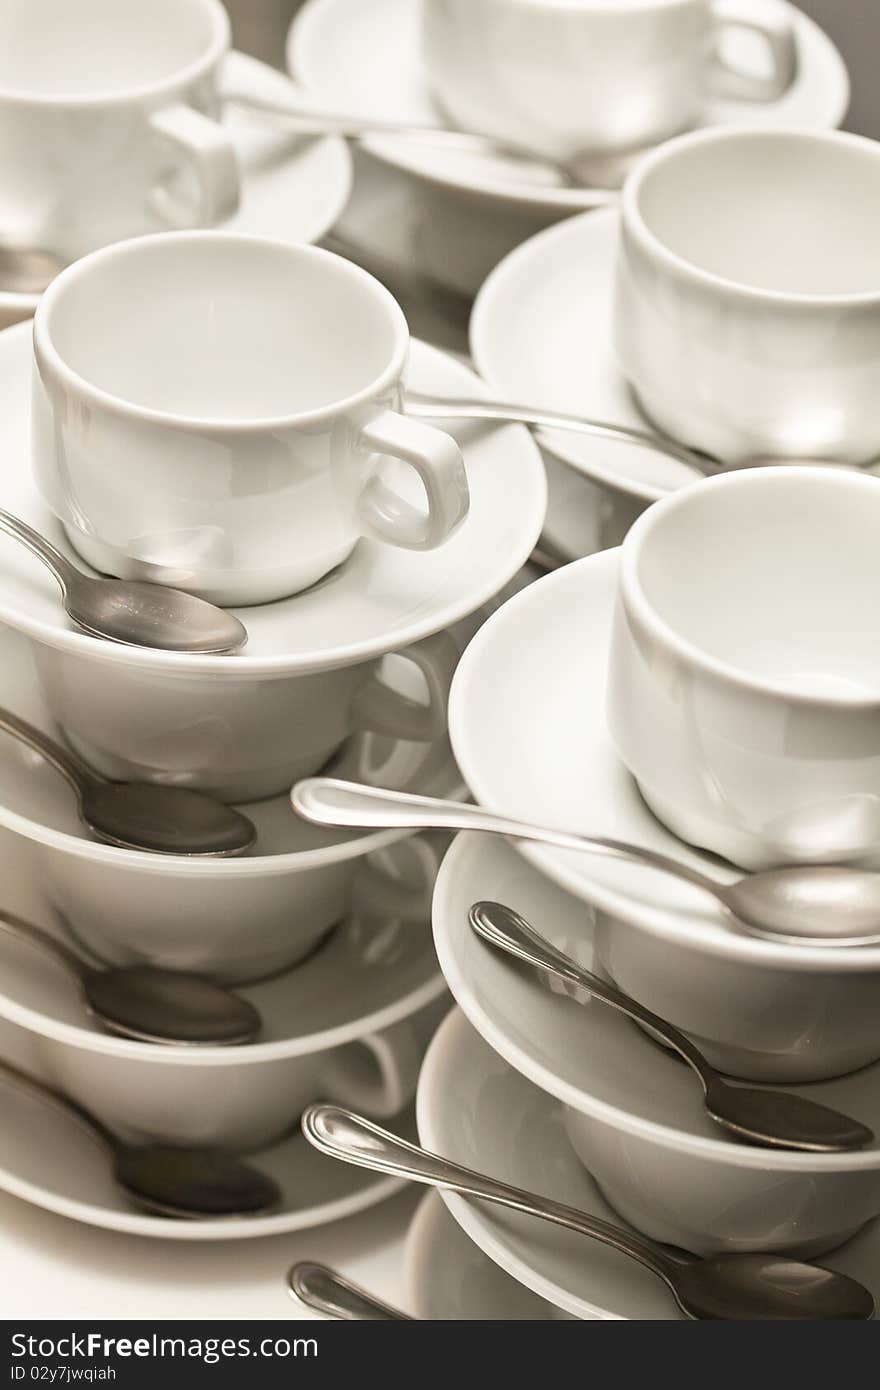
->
[404,1192,568,1319]
[448,551,880,1081]
[34,235,470,605]
[422,0,796,162]
[434,835,880,1250]
[615,126,880,464]
[0,325,545,796]
[0,839,447,1152]
[610,467,880,869]
[418,1008,880,1315]
[0,50,352,332]
[291,0,846,215]
[0,621,460,980]
[0,0,239,264]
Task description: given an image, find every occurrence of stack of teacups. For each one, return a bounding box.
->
[0,213,550,1237]
[331,124,880,1317]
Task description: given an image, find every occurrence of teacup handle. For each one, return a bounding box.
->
[351,631,457,743]
[356,411,469,551]
[708,0,798,102]
[148,103,241,228]
[320,1019,424,1119]
[353,834,445,922]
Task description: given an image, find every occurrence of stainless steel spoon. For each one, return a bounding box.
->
[292,779,880,947]
[302,1106,874,1321]
[469,901,872,1152]
[0,910,260,1045]
[0,244,65,294]
[0,707,256,857]
[0,1057,280,1219]
[288,1262,409,1320]
[0,510,247,653]
[224,93,624,201]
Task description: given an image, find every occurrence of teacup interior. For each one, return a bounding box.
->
[43,239,401,421]
[635,133,880,296]
[634,472,880,697]
[0,0,219,98]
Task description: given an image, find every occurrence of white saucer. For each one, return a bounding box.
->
[289,0,848,217]
[472,208,880,507]
[0,322,545,678]
[0,52,351,332]
[417,1008,880,1320]
[404,1192,565,1319]
[448,548,880,970]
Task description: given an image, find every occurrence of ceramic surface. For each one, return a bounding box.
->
[447,551,880,1080]
[417,1009,880,1315]
[421,0,797,161]
[609,467,880,869]
[34,236,469,605]
[0,50,352,331]
[614,126,880,464]
[290,0,847,214]
[0,323,545,796]
[0,0,239,265]
[404,1192,567,1319]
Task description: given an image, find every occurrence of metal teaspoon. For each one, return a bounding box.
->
[302,1106,875,1321]
[0,707,256,856]
[288,1263,410,1320]
[0,510,247,653]
[0,1058,279,1219]
[0,910,260,1045]
[292,780,880,947]
[469,901,872,1152]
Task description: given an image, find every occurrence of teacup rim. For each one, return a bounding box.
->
[34,231,410,432]
[0,0,229,109]
[619,465,880,709]
[621,124,880,308]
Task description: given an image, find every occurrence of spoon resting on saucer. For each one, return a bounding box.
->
[0,244,66,295]
[0,911,260,1046]
[0,707,256,857]
[469,901,873,1152]
[0,1058,279,1219]
[288,1263,410,1320]
[404,390,865,488]
[302,1106,874,1321]
[292,779,880,947]
[0,510,247,654]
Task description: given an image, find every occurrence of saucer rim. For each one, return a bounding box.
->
[447,547,880,971]
[290,0,850,216]
[0,325,546,676]
[432,832,880,1174]
[0,50,353,316]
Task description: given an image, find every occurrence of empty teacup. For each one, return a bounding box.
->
[614,126,880,464]
[0,0,239,264]
[32,234,470,605]
[421,0,797,164]
[607,467,880,870]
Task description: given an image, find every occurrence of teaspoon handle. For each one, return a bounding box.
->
[0,706,94,797]
[404,392,715,476]
[0,509,79,592]
[0,910,86,983]
[288,1263,410,1321]
[292,780,725,903]
[468,901,713,1088]
[302,1105,676,1283]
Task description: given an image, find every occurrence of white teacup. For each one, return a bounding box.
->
[32,234,470,605]
[0,0,239,263]
[607,466,880,870]
[614,126,880,465]
[421,0,797,163]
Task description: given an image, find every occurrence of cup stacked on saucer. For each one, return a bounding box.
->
[291,124,880,1319]
[0,158,548,1236]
